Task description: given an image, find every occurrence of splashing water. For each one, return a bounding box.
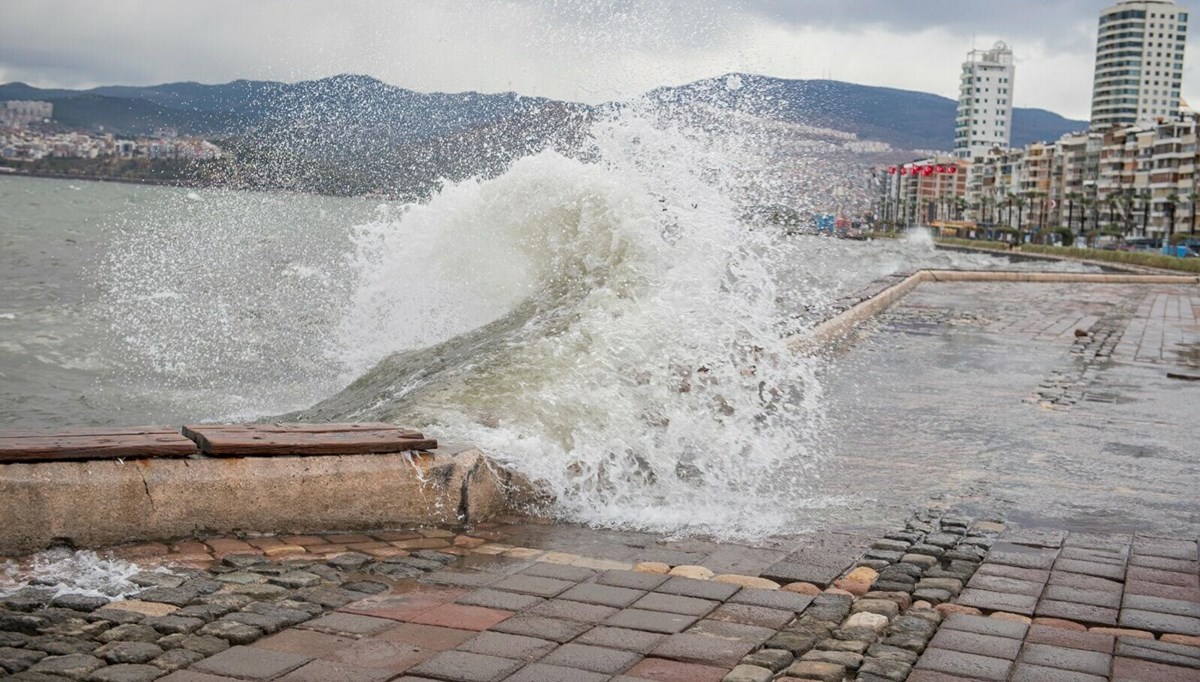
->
[297,98,834,539]
[0,549,151,601]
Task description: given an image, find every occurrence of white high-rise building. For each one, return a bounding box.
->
[954,42,1016,160]
[1090,0,1189,128]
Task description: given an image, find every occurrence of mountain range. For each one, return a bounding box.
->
[1,73,1086,153]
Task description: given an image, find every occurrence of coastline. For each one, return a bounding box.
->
[0,167,200,188]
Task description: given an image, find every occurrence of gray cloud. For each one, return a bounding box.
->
[1,0,1198,120]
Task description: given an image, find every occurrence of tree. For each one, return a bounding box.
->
[1139,189,1152,238]
[1165,193,1180,241]
[1065,191,1082,237]
[1190,191,1198,236]
[1013,193,1029,243]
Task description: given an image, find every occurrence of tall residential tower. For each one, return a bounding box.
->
[954,42,1016,160]
[1090,0,1189,128]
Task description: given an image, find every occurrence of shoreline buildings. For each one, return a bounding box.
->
[955,42,1015,160]
[886,0,1196,240]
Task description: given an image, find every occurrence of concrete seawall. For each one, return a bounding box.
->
[0,444,518,554]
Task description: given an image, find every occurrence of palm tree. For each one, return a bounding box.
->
[1065,192,1082,237]
[1165,193,1180,242]
[1189,191,1198,236]
[1139,189,1152,238]
[1013,193,1029,244]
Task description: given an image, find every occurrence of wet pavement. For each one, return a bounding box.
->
[818,281,1200,537]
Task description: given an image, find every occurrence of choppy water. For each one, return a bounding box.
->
[0,101,1104,540]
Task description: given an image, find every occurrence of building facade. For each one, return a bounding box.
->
[955,42,1016,159]
[1091,0,1189,128]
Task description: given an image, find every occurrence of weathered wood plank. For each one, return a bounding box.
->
[181,422,420,440]
[0,432,198,463]
[186,425,436,457]
[0,425,180,439]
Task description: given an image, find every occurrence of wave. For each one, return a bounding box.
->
[296,99,833,539]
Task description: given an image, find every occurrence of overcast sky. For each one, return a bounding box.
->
[2,0,1198,121]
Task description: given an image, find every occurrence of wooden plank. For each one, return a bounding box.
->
[0,432,198,463]
[188,428,437,457]
[181,422,418,440]
[0,425,179,439]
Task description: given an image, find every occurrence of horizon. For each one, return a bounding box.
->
[0,71,1090,122]
[4,0,1200,121]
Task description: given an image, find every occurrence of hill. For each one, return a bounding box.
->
[1,74,1087,152]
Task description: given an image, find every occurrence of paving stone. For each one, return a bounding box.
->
[456,631,557,662]
[151,648,205,672]
[557,584,645,608]
[644,578,729,605]
[407,650,523,682]
[1128,554,1198,573]
[48,595,109,613]
[196,620,263,645]
[219,612,288,635]
[492,615,592,642]
[722,663,774,682]
[455,588,544,612]
[941,614,1028,639]
[1122,594,1200,619]
[597,570,671,591]
[576,626,666,653]
[968,574,1044,597]
[238,603,310,628]
[1059,547,1127,566]
[98,625,161,645]
[1020,642,1111,676]
[915,647,1013,680]
[322,637,437,674]
[0,632,32,648]
[912,588,952,605]
[741,648,794,671]
[27,636,99,656]
[190,644,310,680]
[142,616,205,636]
[0,646,47,673]
[625,656,729,682]
[650,632,756,668]
[852,599,899,618]
[1131,537,1198,561]
[782,659,845,681]
[250,629,354,657]
[338,581,389,595]
[520,563,598,582]
[1025,624,1114,653]
[410,604,512,631]
[604,609,698,634]
[956,588,1038,616]
[801,649,862,669]
[488,575,574,599]
[176,635,229,657]
[527,599,618,623]
[1035,600,1117,626]
[1041,584,1121,609]
[274,659,395,682]
[761,562,845,589]
[927,629,1021,660]
[86,663,166,682]
[858,657,911,681]
[728,588,811,614]
[1116,637,1200,670]
[867,643,918,663]
[372,623,476,651]
[1125,579,1200,602]
[818,639,868,654]
[1113,655,1200,681]
[1008,662,1105,682]
[687,619,774,645]
[1119,609,1200,636]
[505,663,609,682]
[93,641,163,665]
[707,603,793,629]
[632,593,718,617]
[986,544,1059,571]
[28,654,105,679]
[540,642,642,673]
[763,629,820,653]
[975,563,1050,584]
[1055,559,1126,581]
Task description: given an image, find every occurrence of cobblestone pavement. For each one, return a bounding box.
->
[2,512,1197,681]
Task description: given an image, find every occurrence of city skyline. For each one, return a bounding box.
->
[2,0,1200,121]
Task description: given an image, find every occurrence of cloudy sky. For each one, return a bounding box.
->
[2,0,1198,120]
